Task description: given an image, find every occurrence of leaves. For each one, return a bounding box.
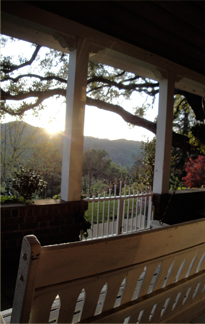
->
[11,167,47,201]
[82,148,128,192]
[1,35,204,153]
[28,136,62,198]
[182,156,205,188]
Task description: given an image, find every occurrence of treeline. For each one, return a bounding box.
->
[2,121,205,199]
[84,137,141,168]
[1,121,141,197]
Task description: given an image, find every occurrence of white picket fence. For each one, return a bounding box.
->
[83,178,153,240]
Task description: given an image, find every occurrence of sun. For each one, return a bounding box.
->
[45,121,63,134]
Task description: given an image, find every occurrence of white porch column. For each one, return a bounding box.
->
[153,74,175,194]
[61,38,89,201]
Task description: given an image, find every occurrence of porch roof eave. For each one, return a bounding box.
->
[1,3,205,97]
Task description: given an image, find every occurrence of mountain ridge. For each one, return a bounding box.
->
[1,121,142,168]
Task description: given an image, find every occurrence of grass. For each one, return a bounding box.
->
[85,197,147,224]
[86,200,118,223]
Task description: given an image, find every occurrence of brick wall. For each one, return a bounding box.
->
[1,199,88,264]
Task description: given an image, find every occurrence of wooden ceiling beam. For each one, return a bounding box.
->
[1,1,205,97]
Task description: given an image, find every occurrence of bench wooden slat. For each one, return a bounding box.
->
[59,288,83,323]
[7,219,205,323]
[11,236,41,324]
[121,266,144,304]
[30,289,57,323]
[36,219,205,288]
[87,271,205,323]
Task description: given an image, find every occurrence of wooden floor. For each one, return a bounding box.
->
[191,313,205,323]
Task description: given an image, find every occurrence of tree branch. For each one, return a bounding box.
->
[1,88,66,101]
[0,88,66,115]
[1,87,192,152]
[2,73,67,84]
[1,45,41,73]
[86,97,191,152]
[172,132,191,152]
[175,89,205,121]
[86,97,157,133]
[87,76,159,93]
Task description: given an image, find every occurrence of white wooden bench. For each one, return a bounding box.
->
[2,219,205,323]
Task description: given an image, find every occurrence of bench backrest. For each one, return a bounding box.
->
[11,219,205,323]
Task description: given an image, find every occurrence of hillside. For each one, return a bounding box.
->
[1,121,142,169]
[83,137,141,168]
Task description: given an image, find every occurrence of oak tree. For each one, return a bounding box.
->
[1,35,205,154]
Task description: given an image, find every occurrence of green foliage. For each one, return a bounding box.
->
[1,35,158,122]
[191,124,205,145]
[1,35,205,158]
[82,148,128,193]
[86,200,118,224]
[89,180,108,196]
[79,214,91,239]
[2,35,204,194]
[129,94,205,190]
[83,137,141,169]
[11,167,47,201]
[53,193,61,199]
[139,137,156,189]
[28,134,62,198]
[189,123,205,155]
[173,95,194,135]
[121,182,147,195]
[1,121,38,184]
[169,174,184,191]
[173,95,205,155]
[0,194,25,204]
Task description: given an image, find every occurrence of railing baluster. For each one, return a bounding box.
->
[91,189,96,239]
[138,186,143,230]
[123,179,127,234]
[84,177,153,240]
[96,189,101,238]
[117,175,123,235]
[135,187,139,231]
[102,186,106,237]
[147,191,152,229]
[126,183,131,233]
[131,184,135,232]
[107,183,112,236]
[142,188,147,230]
[112,179,117,235]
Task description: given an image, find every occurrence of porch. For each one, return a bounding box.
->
[1,1,205,322]
[1,189,205,323]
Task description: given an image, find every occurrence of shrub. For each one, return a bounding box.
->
[182,155,205,188]
[11,167,47,201]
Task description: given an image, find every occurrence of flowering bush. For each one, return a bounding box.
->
[182,155,205,188]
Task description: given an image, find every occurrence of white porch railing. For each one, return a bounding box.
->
[83,178,153,240]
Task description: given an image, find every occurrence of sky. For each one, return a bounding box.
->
[1,36,158,142]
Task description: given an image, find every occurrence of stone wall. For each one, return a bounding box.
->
[1,199,88,264]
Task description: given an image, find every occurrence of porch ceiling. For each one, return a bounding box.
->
[27,1,205,76]
[1,1,205,96]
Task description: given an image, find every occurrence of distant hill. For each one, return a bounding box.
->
[1,121,142,169]
[83,137,141,169]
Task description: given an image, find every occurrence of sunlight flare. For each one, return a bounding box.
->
[45,120,63,134]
